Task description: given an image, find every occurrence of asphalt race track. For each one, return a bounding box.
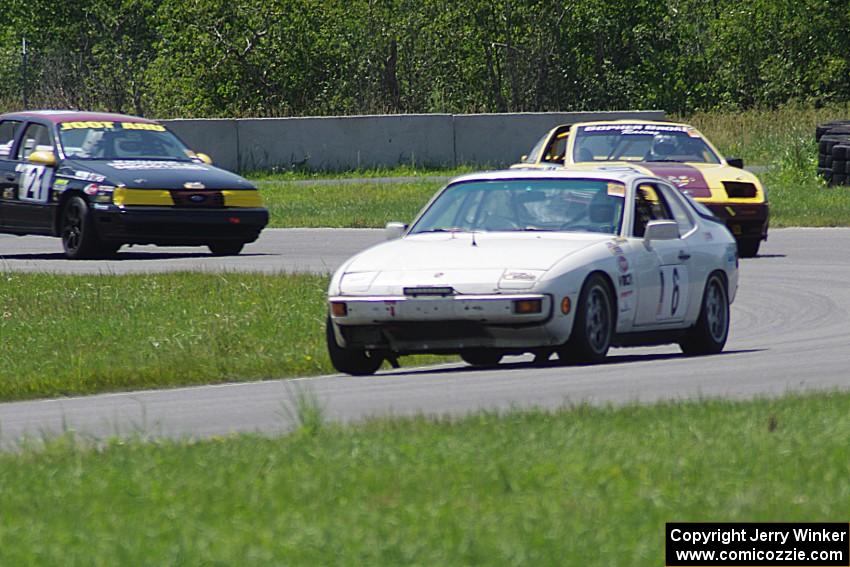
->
[0,227,848,444]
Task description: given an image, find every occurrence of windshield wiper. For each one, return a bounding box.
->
[414,227,466,234]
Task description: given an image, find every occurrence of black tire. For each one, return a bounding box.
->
[832,145,850,161]
[679,273,729,355]
[845,161,850,175]
[61,196,104,259]
[816,121,850,141]
[208,241,245,256]
[831,173,847,186]
[460,349,503,366]
[817,167,833,181]
[325,315,383,375]
[818,153,829,168]
[819,134,850,157]
[558,273,614,364]
[736,238,761,258]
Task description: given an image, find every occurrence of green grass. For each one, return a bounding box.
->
[248,163,474,182]
[0,272,331,400]
[257,179,443,227]
[1,391,848,565]
[0,272,451,401]
[679,104,850,166]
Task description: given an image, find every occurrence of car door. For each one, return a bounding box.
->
[5,121,56,232]
[0,119,25,228]
[629,181,694,327]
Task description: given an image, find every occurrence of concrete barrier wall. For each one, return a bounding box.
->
[161,110,665,173]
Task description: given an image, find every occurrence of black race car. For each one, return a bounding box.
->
[0,110,268,258]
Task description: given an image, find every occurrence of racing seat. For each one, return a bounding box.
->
[588,190,619,233]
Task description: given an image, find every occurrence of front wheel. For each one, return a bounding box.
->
[325,316,383,376]
[736,238,761,258]
[61,196,103,259]
[208,241,245,256]
[679,273,729,355]
[558,274,614,364]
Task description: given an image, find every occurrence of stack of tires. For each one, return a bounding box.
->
[817,120,850,185]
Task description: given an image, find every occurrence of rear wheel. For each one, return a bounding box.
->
[325,315,383,376]
[736,238,761,258]
[208,241,245,256]
[460,349,503,367]
[558,274,614,364]
[679,273,729,355]
[61,196,103,259]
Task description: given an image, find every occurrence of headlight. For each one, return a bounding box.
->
[498,269,546,290]
[339,271,380,293]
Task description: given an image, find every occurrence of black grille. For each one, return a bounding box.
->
[170,191,225,208]
[403,286,455,297]
[722,181,757,198]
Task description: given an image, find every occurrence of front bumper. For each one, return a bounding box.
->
[329,293,563,352]
[703,202,769,241]
[92,205,269,245]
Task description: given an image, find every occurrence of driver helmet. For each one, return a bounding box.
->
[650,134,678,158]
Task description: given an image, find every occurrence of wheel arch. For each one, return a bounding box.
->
[52,189,88,236]
[585,269,618,326]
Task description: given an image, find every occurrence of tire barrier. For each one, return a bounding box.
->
[816,121,850,186]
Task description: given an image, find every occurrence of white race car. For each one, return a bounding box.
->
[327,168,738,375]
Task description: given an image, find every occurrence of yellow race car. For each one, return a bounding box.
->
[512,120,769,257]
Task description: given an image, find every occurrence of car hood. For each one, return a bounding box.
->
[61,159,255,190]
[339,232,604,295]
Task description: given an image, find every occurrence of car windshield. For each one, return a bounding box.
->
[410,179,625,235]
[572,124,721,164]
[58,121,194,161]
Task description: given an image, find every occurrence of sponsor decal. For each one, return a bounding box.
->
[703,231,714,241]
[107,160,206,171]
[60,121,166,132]
[619,289,634,312]
[617,255,629,273]
[619,273,633,286]
[582,124,693,135]
[2,187,14,199]
[606,242,624,255]
[64,170,106,182]
[83,183,99,195]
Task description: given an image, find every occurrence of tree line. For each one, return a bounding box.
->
[1,0,848,118]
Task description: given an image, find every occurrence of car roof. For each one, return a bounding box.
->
[558,118,691,129]
[449,167,651,185]
[0,110,159,125]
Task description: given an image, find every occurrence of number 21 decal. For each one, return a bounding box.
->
[16,164,52,203]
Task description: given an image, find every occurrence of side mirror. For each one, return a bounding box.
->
[644,220,679,244]
[28,150,56,167]
[385,221,407,240]
[727,157,744,169]
[195,152,213,165]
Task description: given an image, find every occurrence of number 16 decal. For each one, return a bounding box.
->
[657,265,689,320]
